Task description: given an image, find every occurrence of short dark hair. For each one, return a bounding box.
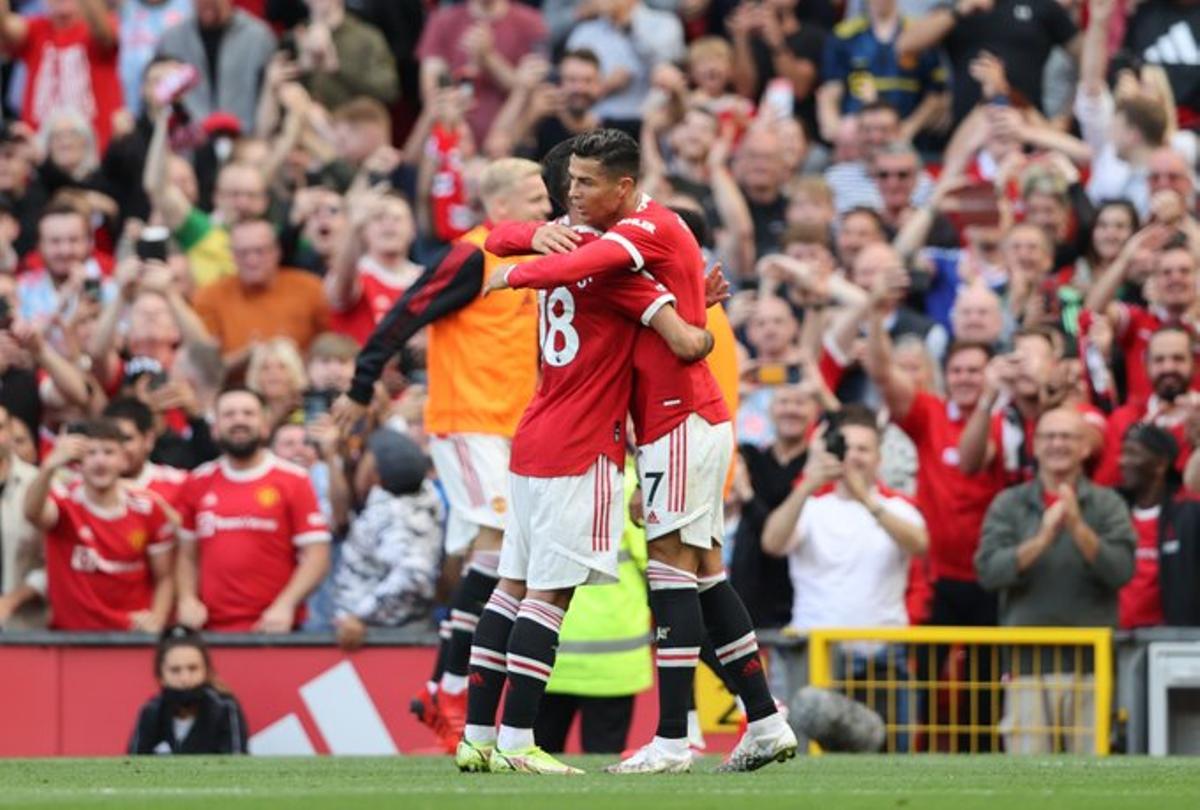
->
[859,100,899,120]
[560,48,600,70]
[37,201,87,233]
[945,339,994,367]
[141,54,181,83]
[1162,231,1193,254]
[1116,97,1168,147]
[268,420,305,447]
[670,204,711,249]
[842,205,886,236]
[1014,326,1060,357]
[102,397,155,434]
[837,404,879,435]
[542,135,579,213]
[571,128,640,182]
[66,418,126,443]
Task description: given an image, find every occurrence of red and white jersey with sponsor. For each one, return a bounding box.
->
[177,453,331,631]
[129,462,189,508]
[45,485,173,630]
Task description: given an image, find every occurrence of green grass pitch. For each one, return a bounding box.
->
[1,755,1197,810]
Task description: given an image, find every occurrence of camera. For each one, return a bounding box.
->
[823,411,847,461]
[137,226,170,263]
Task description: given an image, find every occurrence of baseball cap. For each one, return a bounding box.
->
[367,427,428,496]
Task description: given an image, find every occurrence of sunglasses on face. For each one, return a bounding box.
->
[875,169,914,181]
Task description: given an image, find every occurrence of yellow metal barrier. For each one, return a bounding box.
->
[806,626,1113,756]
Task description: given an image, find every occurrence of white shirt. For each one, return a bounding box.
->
[785,485,923,631]
[1075,86,1199,219]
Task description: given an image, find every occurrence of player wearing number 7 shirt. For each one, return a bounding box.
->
[453,139,718,776]
[483,130,796,774]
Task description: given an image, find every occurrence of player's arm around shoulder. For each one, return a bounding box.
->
[647,304,714,362]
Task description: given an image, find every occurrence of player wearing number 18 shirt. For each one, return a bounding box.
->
[455,140,716,776]
[489,130,796,774]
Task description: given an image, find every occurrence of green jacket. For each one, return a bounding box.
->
[546,459,653,697]
[304,14,401,110]
[975,476,1135,629]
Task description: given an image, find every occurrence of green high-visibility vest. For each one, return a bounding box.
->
[546,458,653,697]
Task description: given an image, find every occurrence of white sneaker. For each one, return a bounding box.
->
[716,721,798,773]
[605,742,693,774]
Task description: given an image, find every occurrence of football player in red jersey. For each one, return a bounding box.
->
[454,138,719,775]
[175,389,331,632]
[484,130,796,773]
[24,420,175,632]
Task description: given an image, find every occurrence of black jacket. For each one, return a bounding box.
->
[1158,491,1200,626]
[730,443,806,628]
[128,687,248,755]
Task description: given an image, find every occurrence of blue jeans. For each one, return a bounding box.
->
[303,543,343,632]
[836,644,912,753]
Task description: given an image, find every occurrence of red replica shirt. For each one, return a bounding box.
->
[330,261,413,345]
[18,16,123,149]
[1093,397,1193,487]
[897,392,1007,582]
[489,221,676,476]
[177,454,331,631]
[130,462,188,509]
[45,485,173,630]
[506,196,729,445]
[1079,304,1200,405]
[1120,505,1164,629]
[426,124,472,243]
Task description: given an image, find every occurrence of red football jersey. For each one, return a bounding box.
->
[506,226,676,476]
[330,260,416,345]
[1120,506,1165,629]
[359,260,413,324]
[896,392,1007,582]
[1079,304,1200,405]
[506,196,729,445]
[177,454,331,631]
[18,16,123,149]
[45,485,173,630]
[130,462,188,509]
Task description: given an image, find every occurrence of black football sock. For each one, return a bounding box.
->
[430,619,451,687]
[464,588,521,743]
[441,551,500,693]
[700,636,740,696]
[498,598,565,749]
[699,572,777,723]
[647,560,703,743]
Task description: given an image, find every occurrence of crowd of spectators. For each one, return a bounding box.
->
[0,0,1195,724]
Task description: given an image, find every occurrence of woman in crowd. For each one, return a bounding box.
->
[128,626,248,755]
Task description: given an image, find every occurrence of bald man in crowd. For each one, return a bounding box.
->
[975,407,1134,754]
